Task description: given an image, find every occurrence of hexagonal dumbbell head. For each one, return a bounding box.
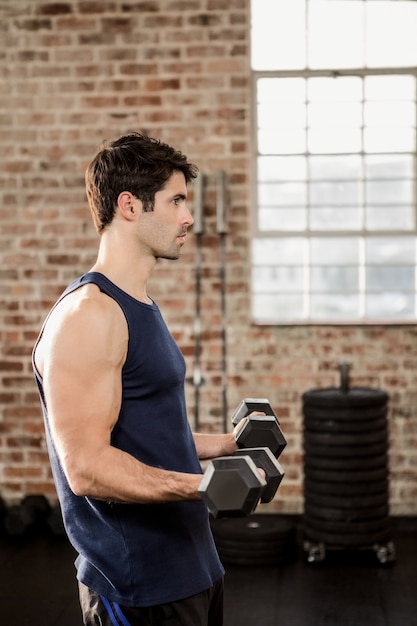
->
[198,456,266,519]
[235,416,287,459]
[232,447,284,503]
[231,398,279,426]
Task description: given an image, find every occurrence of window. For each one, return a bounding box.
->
[251,0,417,323]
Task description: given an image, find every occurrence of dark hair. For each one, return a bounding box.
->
[85,132,198,232]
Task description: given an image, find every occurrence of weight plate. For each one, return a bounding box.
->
[304,428,387,447]
[304,477,388,496]
[304,416,387,434]
[217,545,295,560]
[302,387,388,409]
[219,551,295,567]
[214,534,295,553]
[304,466,388,484]
[216,538,295,556]
[303,453,388,471]
[303,514,391,535]
[304,502,389,522]
[303,404,387,421]
[304,491,388,509]
[210,514,295,542]
[304,441,388,458]
[303,525,392,547]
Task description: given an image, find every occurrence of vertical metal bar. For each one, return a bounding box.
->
[216,171,228,432]
[216,171,228,235]
[193,175,204,430]
[193,173,204,236]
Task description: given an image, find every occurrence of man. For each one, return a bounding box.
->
[32,132,240,625]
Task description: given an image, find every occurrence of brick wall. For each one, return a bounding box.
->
[1,0,416,515]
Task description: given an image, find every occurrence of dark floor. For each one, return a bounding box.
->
[1,517,416,626]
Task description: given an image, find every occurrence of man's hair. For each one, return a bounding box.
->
[85,131,198,232]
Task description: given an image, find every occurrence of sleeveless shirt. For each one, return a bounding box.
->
[32,272,224,607]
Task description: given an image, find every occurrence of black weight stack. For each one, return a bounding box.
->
[302,363,395,565]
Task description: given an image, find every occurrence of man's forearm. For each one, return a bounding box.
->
[193,432,238,460]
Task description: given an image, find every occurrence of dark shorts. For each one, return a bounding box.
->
[78,578,224,626]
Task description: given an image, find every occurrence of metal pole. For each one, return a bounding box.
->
[193,174,204,430]
[216,171,228,433]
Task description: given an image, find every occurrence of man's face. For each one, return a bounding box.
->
[136,171,194,260]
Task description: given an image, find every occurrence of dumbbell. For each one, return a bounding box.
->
[232,398,287,458]
[199,447,284,519]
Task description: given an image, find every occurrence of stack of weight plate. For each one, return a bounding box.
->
[211,514,297,566]
[302,364,395,565]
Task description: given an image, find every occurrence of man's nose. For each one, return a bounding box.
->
[184,204,194,226]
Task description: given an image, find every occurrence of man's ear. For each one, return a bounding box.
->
[117,191,141,221]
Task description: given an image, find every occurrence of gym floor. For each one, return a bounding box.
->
[1,516,416,626]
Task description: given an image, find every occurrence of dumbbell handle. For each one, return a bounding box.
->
[231,397,278,426]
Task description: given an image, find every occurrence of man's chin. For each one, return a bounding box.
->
[156,253,181,261]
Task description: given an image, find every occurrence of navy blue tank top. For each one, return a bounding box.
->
[33,272,224,606]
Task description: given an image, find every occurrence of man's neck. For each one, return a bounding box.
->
[90,238,156,304]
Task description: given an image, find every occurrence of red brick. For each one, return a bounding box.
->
[37,3,73,15]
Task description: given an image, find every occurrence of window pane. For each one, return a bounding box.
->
[258,156,307,182]
[258,128,306,155]
[365,154,414,179]
[309,1,364,69]
[311,294,360,320]
[258,103,306,130]
[365,75,416,101]
[311,238,359,264]
[367,266,414,291]
[308,128,362,153]
[310,181,360,206]
[258,182,306,206]
[366,292,415,319]
[258,78,306,103]
[310,155,362,180]
[310,208,361,231]
[252,238,306,265]
[252,294,306,322]
[251,0,306,70]
[364,101,415,127]
[259,209,307,231]
[311,266,359,292]
[366,207,414,231]
[366,237,416,263]
[252,266,304,292]
[364,127,415,153]
[366,179,413,205]
[308,102,362,127]
[366,3,417,68]
[308,77,362,102]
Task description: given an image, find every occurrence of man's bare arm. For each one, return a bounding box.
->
[193,432,238,461]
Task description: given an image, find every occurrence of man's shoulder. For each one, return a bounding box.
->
[46,281,126,340]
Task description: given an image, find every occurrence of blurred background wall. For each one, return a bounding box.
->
[0,0,416,515]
